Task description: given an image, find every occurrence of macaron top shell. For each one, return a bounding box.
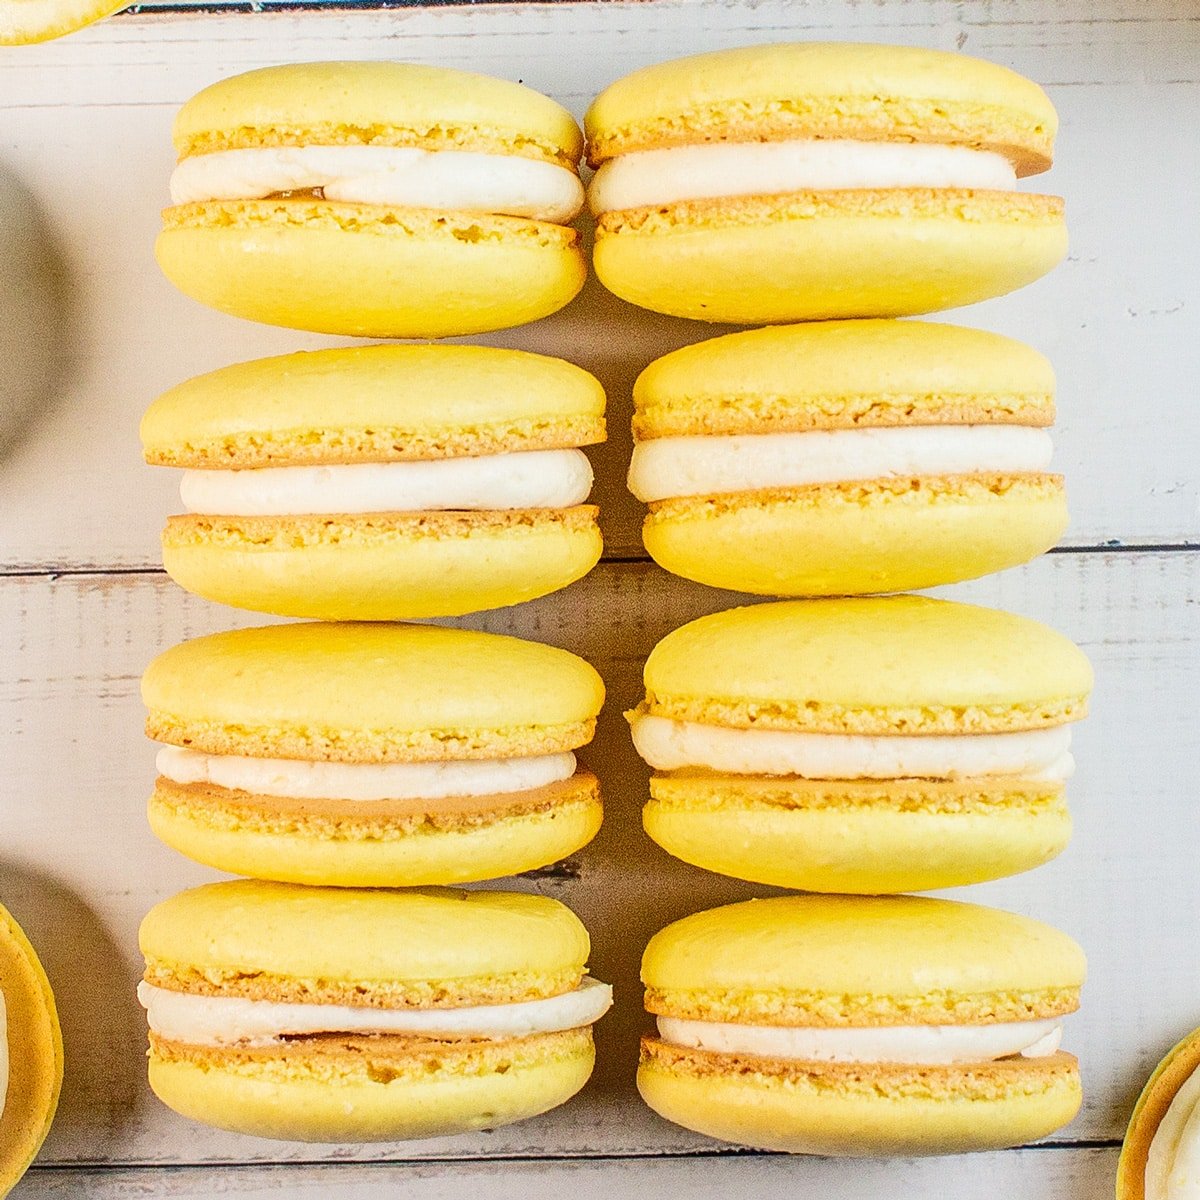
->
[585,42,1057,174]
[141,345,607,468]
[643,895,1085,1026]
[173,61,584,165]
[632,319,1054,439]
[141,880,590,1007]
[641,596,1092,735]
[142,623,605,762]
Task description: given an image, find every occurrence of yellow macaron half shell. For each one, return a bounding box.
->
[0,0,126,43]
[639,895,1085,1155]
[0,904,62,1196]
[143,345,605,621]
[631,596,1091,893]
[138,881,611,1142]
[586,42,1065,323]
[629,319,1067,595]
[142,622,605,887]
[157,62,587,337]
[1118,1028,1200,1199]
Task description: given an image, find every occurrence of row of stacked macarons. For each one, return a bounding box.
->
[128,41,1097,1163]
[153,48,1066,336]
[142,322,1066,618]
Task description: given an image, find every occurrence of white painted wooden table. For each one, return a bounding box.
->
[1,1,1197,1194]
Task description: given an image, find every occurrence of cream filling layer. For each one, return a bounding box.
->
[170,145,585,223]
[656,1014,1063,1065]
[629,713,1074,781]
[1146,1063,1200,1199]
[179,450,594,517]
[627,426,1054,503]
[588,138,1018,214]
[138,977,613,1048]
[156,745,578,802]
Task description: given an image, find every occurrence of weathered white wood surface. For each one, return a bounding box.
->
[1,0,1197,1196]
[15,1147,1121,1199]
[0,0,1197,568]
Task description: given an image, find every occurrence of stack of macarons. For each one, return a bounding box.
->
[601,44,1091,1156]
[139,61,614,1143]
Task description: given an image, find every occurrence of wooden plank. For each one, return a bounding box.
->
[0,0,1197,571]
[1,550,1195,1165]
[12,1146,1121,1199]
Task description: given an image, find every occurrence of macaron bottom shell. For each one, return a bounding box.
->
[156,199,586,338]
[642,475,1067,595]
[643,776,1070,893]
[148,1027,595,1142]
[0,906,62,1195]
[161,509,602,620]
[148,774,604,887]
[594,189,1066,323]
[638,1042,1082,1156]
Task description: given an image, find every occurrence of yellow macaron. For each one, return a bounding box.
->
[0,0,125,43]
[157,62,587,337]
[630,595,1091,893]
[586,43,1065,323]
[628,319,1067,594]
[0,904,62,1196]
[142,344,605,620]
[639,894,1084,1155]
[142,622,605,886]
[138,881,612,1142]
[1118,1028,1200,1198]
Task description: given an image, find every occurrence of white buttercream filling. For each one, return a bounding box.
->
[588,138,1018,214]
[179,450,594,517]
[171,145,585,223]
[1147,1061,1200,1200]
[629,713,1074,781]
[627,426,1054,503]
[656,1015,1062,1065]
[0,990,7,1122]
[156,745,578,802]
[138,977,613,1048]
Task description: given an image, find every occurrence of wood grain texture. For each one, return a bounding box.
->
[0,0,1197,569]
[2,552,1198,1169]
[12,1147,1121,1199]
